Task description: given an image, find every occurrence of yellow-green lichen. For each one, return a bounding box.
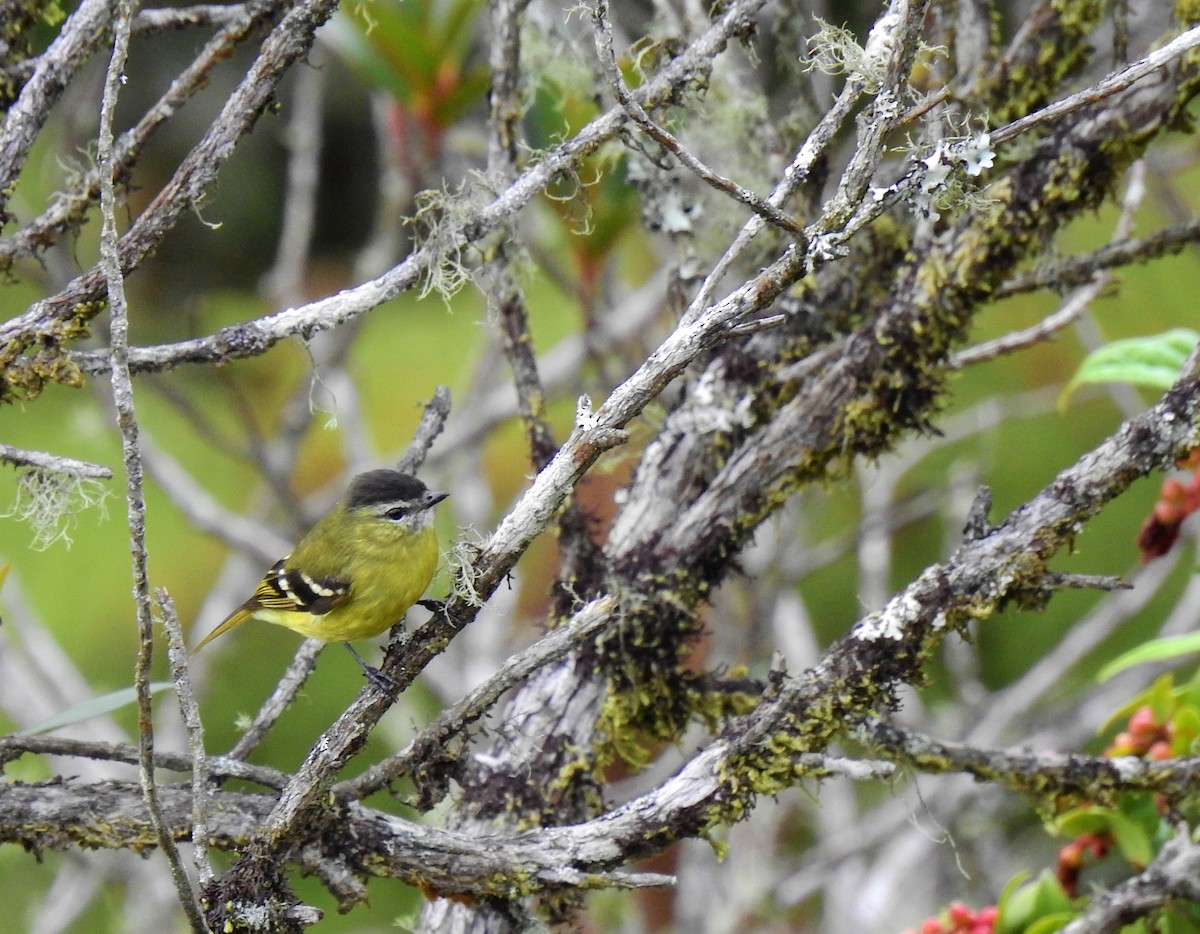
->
[975,0,1103,126]
[1179,0,1200,25]
[1,301,101,403]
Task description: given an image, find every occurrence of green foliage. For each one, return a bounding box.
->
[1096,669,1200,759]
[1059,328,1200,410]
[525,80,641,283]
[994,870,1075,934]
[1052,797,1158,869]
[1098,633,1200,683]
[325,0,489,132]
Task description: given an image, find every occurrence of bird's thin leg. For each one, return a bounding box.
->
[343,642,400,700]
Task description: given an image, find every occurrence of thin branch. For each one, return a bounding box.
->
[1,0,333,397]
[261,43,326,310]
[590,0,803,235]
[335,595,618,803]
[397,384,453,475]
[160,590,214,887]
[61,0,776,381]
[485,0,558,471]
[682,0,925,323]
[139,431,289,565]
[0,0,114,218]
[0,444,112,479]
[0,0,283,272]
[991,23,1200,146]
[953,160,1147,369]
[1060,827,1200,934]
[98,3,205,929]
[861,719,1200,801]
[950,275,1109,368]
[0,733,288,789]
[132,4,251,32]
[995,216,1200,299]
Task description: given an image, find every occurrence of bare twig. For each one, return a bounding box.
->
[262,44,326,310]
[0,0,334,398]
[950,277,1109,369]
[0,0,114,217]
[397,385,453,475]
[0,444,112,479]
[0,0,283,272]
[132,4,251,32]
[62,0,777,382]
[0,733,288,789]
[991,24,1200,146]
[953,160,1148,369]
[336,595,618,802]
[160,590,214,887]
[861,719,1200,801]
[484,0,558,471]
[590,0,803,235]
[98,3,205,929]
[1060,827,1200,934]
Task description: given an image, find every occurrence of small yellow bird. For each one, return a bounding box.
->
[194,470,448,675]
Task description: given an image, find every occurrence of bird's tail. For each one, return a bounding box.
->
[193,607,253,652]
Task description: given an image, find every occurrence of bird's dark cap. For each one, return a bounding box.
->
[346,470,431,508]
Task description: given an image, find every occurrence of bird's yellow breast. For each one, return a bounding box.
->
[266,510,440,641]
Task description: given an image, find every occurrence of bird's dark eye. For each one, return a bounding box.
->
[384,506,409,520]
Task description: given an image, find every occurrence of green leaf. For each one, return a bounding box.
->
[1183,667,1200,710]
[22,683,175,735]
[1059,328,1199,410]
[1053,806,1113,837]
[1106,807,1155,868]
[997,870,1032,912]
[1148,672,1178,723]
[1173,705,1200,754]
[1097,633,1200,683]
[996,870,1073,934]
[1025,913,1075,934]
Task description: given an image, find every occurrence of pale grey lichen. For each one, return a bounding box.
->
[2,468,110,550]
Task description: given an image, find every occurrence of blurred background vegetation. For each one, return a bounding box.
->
[3,0,1200,930]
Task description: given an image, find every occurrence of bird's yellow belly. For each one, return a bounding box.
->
[261,532,438,642]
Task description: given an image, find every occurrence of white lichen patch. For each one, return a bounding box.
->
[857,591,921,641]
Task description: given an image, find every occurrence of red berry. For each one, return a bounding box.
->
[1128,706,1162,743]
[1129,705,1157,729]
[1148,740,1174,760]
[1109,731,1140,755]
[1059,842,1083,869]
[1138,515,1182,561]
[1154,500,1183,524]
